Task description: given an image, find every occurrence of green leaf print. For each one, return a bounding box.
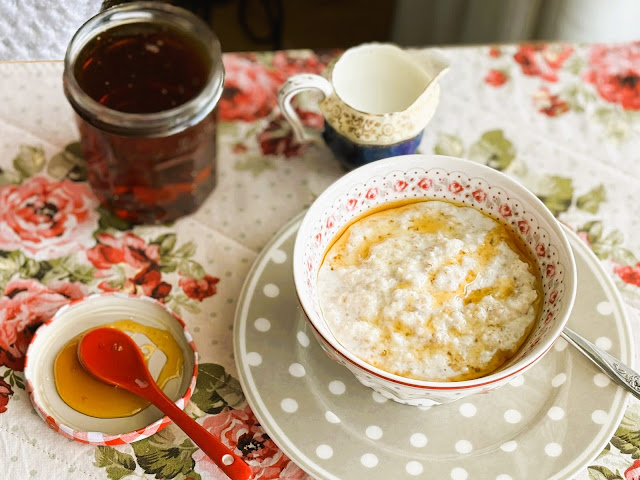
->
[97,205,133,232]
[611,402,640,459]
[131,427,201,480]
[587,465,622,480]
[47,142,86,181]
[234,156,275,176]
[178,259,206,280]
[577,185,607,214]
[190,363,245,414]
[13,145,45,178]
[40,256,96,285]
[0,168,22,186]
[468,130,515,171]
[94,446,137,480]
[151,233,178,256]
[434,133,465,158]
[534,176,574,216]
[563,83,597,113]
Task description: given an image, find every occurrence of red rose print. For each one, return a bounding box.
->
[549,290,558,304]
[193,405,309,480]
[583,43,640,110]
[544,312,554,325]
[625,459,640,480]
[0,279,87,371]
[533,87,570,116]
[536,243,546,257]
[513,44,573,82]
[418,178,433,190]
[0,378,12,413]
[394,180,408,192]
[232,143,248,154]
[87,232,160,270]
[347,198,358,210]
[614,261,640,287]
[484,69,508,87]
[314,233,322,246]
[133,265,171,300]
[517,220,530,235]
[472,189,487,202]
[489,47,501,58]
[498,204,512,217]
[270,50,332,83]
[448,181,464,194]
[0,176,99,261]
[546,264,556,278]
[326,216,335,229]
[365,188,378,200]
[179,275,219,301]
[258,112,322,158]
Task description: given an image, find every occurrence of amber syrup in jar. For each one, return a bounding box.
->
[64,3,224,224]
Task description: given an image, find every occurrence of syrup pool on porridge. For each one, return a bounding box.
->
[317,200,542,382]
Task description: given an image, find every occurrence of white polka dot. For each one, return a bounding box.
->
[554,338,568,351]
[597,301,613,315]
[547,406,565,421]
[316,445,333,459]
[500,441,517,452]
[271,249,287,263]
[325,411,340,424]
[451,467,468,480]
[297,331,310,347]
[365,425,383,440]
[410,433,428,447]
[595,337,612,351]
[545,442,562,457]
[509,375,524,387]
[289,363,306,377]
[455,440,473,453]
[592,410,609,424]
[254,317,271,332]
[504,409,522,424]
[329,380,346,395]
[594,373,610,387]
[263,284,279,298]
[496,475,513,480]
[281,398,298,413]
[406,461,424,476]
[372,391,388,403]
[246,352,262,366]
[459,403,477,417]
[551,373,567,387]
[361,453,378,468]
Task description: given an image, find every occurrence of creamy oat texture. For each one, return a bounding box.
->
[317,200,540,382]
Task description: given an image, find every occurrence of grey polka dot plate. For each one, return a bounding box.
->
[233,212,633,480]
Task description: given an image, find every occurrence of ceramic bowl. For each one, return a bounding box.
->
[292,154,577,406]
[23,293,197,444]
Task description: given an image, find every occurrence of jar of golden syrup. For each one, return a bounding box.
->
[63,2,224,224]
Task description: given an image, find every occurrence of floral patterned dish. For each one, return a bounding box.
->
[234,212,633,480]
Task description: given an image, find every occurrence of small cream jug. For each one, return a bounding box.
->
[277,43,449,169]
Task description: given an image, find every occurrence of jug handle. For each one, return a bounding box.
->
[277,74,333,143]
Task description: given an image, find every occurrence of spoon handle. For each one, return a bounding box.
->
[561,327,640,401]
[145,383,254,480]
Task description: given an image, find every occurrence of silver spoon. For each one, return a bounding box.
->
[561,327,640,400]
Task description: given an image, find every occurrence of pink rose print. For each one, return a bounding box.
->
[194,405,310,480]
[0,279,87,371]
[546,264,556,278]
[549,290,558,304]
[498,204,512,217]
[366,188,378,200]
[484,69,508,87]
[517,220,530,235]
[583,43,640,110]
[489,47,501,58]
[536,243,546,257]
[0,378,12,413]
[179,275,220,301]
[0,176,99,260]
[472,189,487,203]
[448,181,463,194]
[513,44,573,82]
[533,87,570,117]
[418,178,433,190]
[625,459,640,480]
[614,261,640,287]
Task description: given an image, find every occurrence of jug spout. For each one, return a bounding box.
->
[411,48,450,104]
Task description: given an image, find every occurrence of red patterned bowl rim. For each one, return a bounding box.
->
[23,292,198,445]
[293,154,578,390]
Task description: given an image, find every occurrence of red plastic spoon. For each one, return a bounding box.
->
[78,327,253,480]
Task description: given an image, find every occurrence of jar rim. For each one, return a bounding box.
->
[63,1,225,138]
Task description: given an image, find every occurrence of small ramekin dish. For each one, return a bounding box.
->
[24,293,197,444]
[293,154,577,406]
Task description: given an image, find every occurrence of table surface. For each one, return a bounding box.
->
[1,42,640,480]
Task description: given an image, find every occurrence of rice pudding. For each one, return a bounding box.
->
[317,200,541,382]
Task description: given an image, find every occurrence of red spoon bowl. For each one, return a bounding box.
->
[23,293,198,445]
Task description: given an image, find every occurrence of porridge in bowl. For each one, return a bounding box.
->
[317,200,542,382]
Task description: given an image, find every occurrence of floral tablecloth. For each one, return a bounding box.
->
[1,42,640,480]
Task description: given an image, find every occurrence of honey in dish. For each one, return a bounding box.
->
[54,320,183,418]
[319,199,543,382]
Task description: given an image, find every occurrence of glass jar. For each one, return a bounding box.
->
[63,2,225,224]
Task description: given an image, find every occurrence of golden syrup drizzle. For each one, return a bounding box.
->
[54,319,183,418]
[320,199,543,382]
